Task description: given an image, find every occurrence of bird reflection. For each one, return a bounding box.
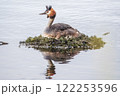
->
[41,49,80,64]
[46,59,56,79]
[39,48,81,79]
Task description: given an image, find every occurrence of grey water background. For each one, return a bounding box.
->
[0,0,120,80]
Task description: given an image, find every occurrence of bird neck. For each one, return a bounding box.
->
[47,18,55,28]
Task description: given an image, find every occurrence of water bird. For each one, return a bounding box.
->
[40,6,81,39]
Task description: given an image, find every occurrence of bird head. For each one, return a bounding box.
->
[40,5,56,19]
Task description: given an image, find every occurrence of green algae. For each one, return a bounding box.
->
[23,34,105,50]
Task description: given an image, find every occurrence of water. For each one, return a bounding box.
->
[0,0,120,80]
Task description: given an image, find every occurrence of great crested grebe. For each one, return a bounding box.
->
[40,6,81,39]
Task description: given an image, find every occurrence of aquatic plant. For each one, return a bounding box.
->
[21,34,105,50]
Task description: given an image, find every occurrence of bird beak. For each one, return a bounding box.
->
[39,12,46,15]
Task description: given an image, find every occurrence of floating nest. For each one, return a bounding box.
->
[20,34,105,50]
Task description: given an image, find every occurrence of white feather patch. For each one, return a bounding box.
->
[47,11,51,15]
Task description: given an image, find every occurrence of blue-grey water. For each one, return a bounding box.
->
[0,0,120,80]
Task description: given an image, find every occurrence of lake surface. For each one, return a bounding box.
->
[0,0,120,80]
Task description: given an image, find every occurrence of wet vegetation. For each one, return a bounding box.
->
[103,32,110,36]
[20,34,105,50]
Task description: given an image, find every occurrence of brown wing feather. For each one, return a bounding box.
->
[44,23,80,39]
[48,23,72,31]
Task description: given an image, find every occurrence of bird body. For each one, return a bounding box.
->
[40,6,81,39]
[44,23,80,39]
